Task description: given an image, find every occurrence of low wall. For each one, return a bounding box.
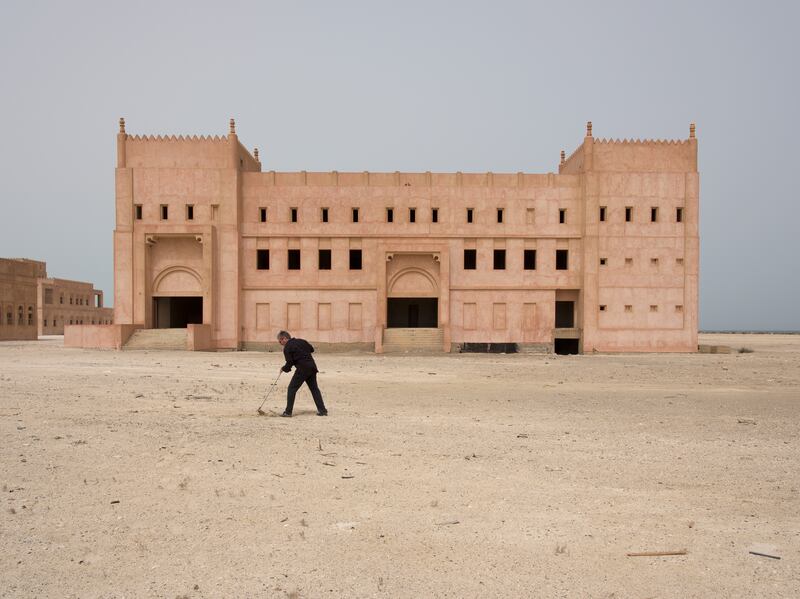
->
[239,341,375,353]
[64,324,142,350]
[187,324,214,351]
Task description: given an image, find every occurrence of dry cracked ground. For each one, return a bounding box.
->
[1,333,799,598]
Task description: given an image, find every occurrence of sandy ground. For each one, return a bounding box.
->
[1,334,798,598]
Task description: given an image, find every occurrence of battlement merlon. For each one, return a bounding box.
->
[559,122,698,174]
[116,118,261,172]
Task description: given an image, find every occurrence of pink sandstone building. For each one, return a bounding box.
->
[0,258,44,341]
[105,118,698,353]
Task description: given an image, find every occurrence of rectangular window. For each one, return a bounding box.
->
[160,204,168,220]
[625,305,633,313]
[650,305,658,312]
[556,249,569,270]
[676,207,684,223]
[352,208,359,223]
[675,305,684,313]
[625,206,632,222]
[651,258,659,266]
[135,204,142,220]
[600,257,607,265]
[599,305,607,312]
[259,207,267,222]
[599,206,606,222]
[318,249,331,270]
[625,257,633,266]
[409,208,416,223]
[651,207,658,222]
[466,208,474,223]
[290,207,298,223]
[349,249,362,270]
[386,208,394,223]
[44,288,53,304]
[321,207,329,223]
[256,249,269,270]
[211,204,219,221]
[432,208,438,223]
[559,209,566,224]
[676,258,684,266]
[287,249,301,270]
[186,204,194,220]
[524,249,536,270]
[493,249,506,270]
[463,249,477,270]
[497,208,504,224]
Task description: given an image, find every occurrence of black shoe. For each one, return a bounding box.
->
[280,412,292,418]
[317,410,328,416]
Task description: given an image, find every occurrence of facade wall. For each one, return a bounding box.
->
[0,259,44,341]
[113,119,699,353]
[38,278,113,335]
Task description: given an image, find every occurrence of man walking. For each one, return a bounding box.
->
[277,330,328,417]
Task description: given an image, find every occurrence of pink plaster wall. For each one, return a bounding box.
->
[64,324,141,349]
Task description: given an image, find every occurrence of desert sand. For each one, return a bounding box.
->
[1,334,798,598]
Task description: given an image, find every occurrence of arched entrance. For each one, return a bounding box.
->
[152,266,203,328]
[386,259,439,328]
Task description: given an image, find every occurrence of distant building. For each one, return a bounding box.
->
[110,119,698,353]
[0,258,44,341]
[38,276,113,335]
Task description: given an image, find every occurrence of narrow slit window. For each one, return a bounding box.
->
[186,204,194,220]
[287,249,301,270]
[556,249,569,270]
[349,249,362,270]
[526,208,535,224]
[497,208,504,224]
[559,209,566,224]
[463,249,477,270]
[676,207,684,222]
[409,208,416,223]
[259,207,267,222]
[318,249,331,270]
[466,208,474,223]
[651,207,658,222]
[160,204,168,220]
[135,204,142,220]
[599,206,606,222]
[386,208,394,223]
[625,207,632,222]
[256,249,270,270]
[493,249,506,270]
[524,249,536,270]
[432,208,438,223]
[321,207,329,223]
[290,207,298,223]
[352,208,359,223]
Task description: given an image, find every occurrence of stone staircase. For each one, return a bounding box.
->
[382,328,444,353]
[124,328,187,351]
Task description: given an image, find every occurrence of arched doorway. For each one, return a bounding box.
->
[152,266,203,328]
[386,262,439,328]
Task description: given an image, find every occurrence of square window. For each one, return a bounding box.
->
[625,206,632,222]
[466,208,474,223]
[559,209,566,224]
[493,249,506,270]
[287,249,301,270]
[651,258,659,266]
[432,208,439,223]
[135,204,142,220]
[524,249,536,270]
[352,208,359,223]
[497,208,504,224]
[676,207,684,223]
[599,305,607,312]
[160,204,168,220]
[318,249,331,270]
[556,249,568,270]
[257,249,270,270]
[463,249,477,270]
[600,258,607,265]
[625,257,633,266]
[291,207,298,223]
[349,249,362,270]
[650,305,658,312]
[624,305,633,313]
[676,257,684,266]
[676,305,684,312]
[259,207,267,222]
[599,206,606,222]
[321,207,329,223]
[651,207,658,222]
[186,204,194,220]
[386,208,394,223]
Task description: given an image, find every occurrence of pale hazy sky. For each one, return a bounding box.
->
[1,1,797,330]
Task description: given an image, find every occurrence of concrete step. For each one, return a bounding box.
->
[383,328,443,353]
[124,328,187,351]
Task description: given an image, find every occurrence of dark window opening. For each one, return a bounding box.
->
[599,206,606,222]
[555,301,575,328]
[599,305,607,312]
[651,207,658,222]
[432,208,439,223]
[559,209,566,224]
[349,249,362,270]
[600,257,607,265]
[466,208,474,223]
[260,207,267,222]
[318,249,331,270]
[291,207,298,223]
[524,249,536,270]
[676,207,683,223]
[554,338,580,355]
[556,249,569,270]
[160,204,168,220]
[463,249,477,270]
[288,249,301,270]
[257,249,270,270]
[625,207,632,222]
[386,208,393,223]
[186,205,194,220]
[409,208,416,223]
[352,208,359,223]
[493,249,506,270]
[321,207,329,222]
[497,208,504,223]
[135,204,142,220]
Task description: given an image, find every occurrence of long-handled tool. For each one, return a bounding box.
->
[256,371,282,415]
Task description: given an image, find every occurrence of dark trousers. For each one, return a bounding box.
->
[285,370,326,415]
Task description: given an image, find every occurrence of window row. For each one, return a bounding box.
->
[52,293,95,306]
[257,249,363,271]
[599,257,684,267]
[598,304,684,313]
[134,204,196,221]
[42,318,111,326]
[600,206,684,223]
[463,249,568,271]
[1,305,34,326]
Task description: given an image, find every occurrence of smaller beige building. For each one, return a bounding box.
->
[0,258,44,341]
[38,276,113,335]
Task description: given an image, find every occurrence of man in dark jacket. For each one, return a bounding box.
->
[277,330,328,417]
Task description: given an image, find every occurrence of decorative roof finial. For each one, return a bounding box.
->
[560,150,566,164]
[586,121,593,137]
[229,118,236,135]
[689,123,696,139]
[253,148,259,161]
[119,117,125,134]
